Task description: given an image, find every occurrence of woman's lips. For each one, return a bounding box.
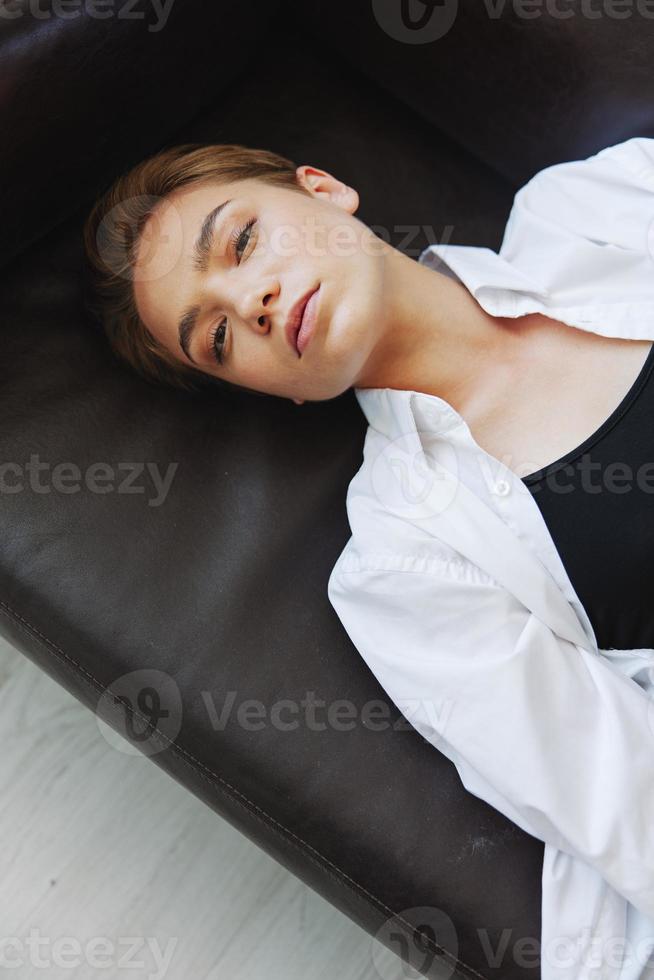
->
[295,286,321,356]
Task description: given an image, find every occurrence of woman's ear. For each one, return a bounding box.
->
[295,165,359,215]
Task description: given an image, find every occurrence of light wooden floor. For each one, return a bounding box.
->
[0,635,405,980]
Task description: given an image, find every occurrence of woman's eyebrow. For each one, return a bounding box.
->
[191,198,234,274]
[177,197,236,364]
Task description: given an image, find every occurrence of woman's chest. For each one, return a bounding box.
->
[460,314,654,479]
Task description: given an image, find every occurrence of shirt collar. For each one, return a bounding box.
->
[354,385,458,445]
[417,242,550,311]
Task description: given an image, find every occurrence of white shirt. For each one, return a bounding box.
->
[327,137,654,980]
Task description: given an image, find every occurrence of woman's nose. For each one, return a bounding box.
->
[256,293,274,330]
[236,285,276,330]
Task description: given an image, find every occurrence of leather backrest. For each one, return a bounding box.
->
[0,0,283,269]
[291,0,654,185]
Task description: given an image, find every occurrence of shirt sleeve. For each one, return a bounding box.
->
[327,550,654,920]
[498,136,654,294]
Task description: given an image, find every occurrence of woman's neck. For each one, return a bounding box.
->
[353,245,521,412]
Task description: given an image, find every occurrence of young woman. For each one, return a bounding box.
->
[83,138,654,979]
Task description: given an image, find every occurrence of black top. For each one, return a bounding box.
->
[521,340,654,651]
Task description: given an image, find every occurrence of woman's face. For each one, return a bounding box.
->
[132,166,389,403]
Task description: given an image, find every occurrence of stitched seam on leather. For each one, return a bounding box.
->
[0,598,489,980]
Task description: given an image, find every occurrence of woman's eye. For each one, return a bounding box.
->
[211,319,227,364]
[233,218,256,263]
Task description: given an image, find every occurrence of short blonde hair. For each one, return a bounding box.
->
[82,142,309,396]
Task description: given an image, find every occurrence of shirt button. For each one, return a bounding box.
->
[495,479,511,496]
